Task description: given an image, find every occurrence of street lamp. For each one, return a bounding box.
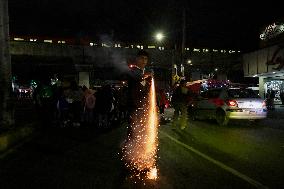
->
[155,32,164,42]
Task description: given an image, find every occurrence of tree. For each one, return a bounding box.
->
[0,0,13,128]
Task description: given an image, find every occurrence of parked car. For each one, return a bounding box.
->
[188,88,267,126]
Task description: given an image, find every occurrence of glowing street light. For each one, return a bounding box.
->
[155,32,164,42]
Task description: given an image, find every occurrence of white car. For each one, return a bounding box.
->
[189,88,267,126]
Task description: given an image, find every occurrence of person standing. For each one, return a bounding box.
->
[171,80,189,130]
[122,50,153,175]
[280,89,284,105]
[83,88,96,126]
[270,89,276,110]
[126,50,152,130]
[157,88,167,122]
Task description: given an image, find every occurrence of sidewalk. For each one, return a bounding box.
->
[267,104,284,119]
[263,104,284,130]
[0,99,37,154]
[0,124,35,153]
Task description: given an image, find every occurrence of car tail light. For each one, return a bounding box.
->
[226,100,238,107]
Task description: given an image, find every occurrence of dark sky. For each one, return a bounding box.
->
[8,0,284,51]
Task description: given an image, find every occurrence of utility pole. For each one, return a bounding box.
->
[181,7,186,78]
[0,0,13,128]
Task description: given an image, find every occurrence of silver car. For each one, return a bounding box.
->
[189,88,267,126]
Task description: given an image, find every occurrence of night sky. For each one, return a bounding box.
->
[8,0,284,51]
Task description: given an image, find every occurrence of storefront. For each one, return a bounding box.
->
[243,21,284,104]
[264,78,284,104]
[243,42,284,104]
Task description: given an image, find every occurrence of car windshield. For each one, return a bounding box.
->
[228,89,260,98]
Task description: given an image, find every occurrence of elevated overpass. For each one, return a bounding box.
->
[10,41,242,87]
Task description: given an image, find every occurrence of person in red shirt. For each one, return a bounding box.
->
[157,88,168,120]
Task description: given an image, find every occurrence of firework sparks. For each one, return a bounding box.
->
[122,78,159,180]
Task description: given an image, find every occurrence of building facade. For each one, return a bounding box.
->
[243,21,284,103]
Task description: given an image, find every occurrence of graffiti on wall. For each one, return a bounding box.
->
[266,45,284,71]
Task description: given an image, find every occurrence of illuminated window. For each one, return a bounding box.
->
[102,43,110,47]
[14,38,24,41]
[148,46,156,49]
[58,41,66,44]
[29,39,37,42]
[193,48,200,52]
[140,45,143,49]
[90,42,94,46]
[44,40,52,43]
[213,49,218,52]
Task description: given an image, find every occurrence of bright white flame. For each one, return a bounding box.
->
[147,167,158,180]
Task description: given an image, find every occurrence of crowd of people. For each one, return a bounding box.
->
[30,51,170,130]
[32,80,133,129]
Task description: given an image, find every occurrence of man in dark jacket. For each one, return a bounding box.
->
[127,50,151,123]
[122,50,153,175]
[171,79,189,130]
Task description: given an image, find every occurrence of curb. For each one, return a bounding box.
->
[261,118,284,130]
[0,125,35,153]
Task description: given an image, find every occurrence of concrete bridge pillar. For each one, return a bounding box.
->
[0,0,13,128]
